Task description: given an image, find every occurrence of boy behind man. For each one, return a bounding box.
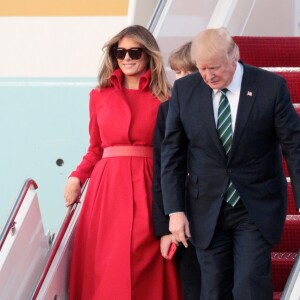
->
[152,41,201,300]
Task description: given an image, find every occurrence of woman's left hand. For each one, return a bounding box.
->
[160,234,177,259]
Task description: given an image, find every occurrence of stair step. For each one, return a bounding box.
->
[272,215,300,252]
[271,252,297,291]
[286,183,300,215]
[283,104,300,176]
[273,291,282,300]
[274,73,300,104]
[233,36,300,67]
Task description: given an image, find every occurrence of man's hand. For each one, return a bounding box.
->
[169,212,191,248]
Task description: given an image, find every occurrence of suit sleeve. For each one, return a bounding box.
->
[275,78,300,209]
[161,82,188,214]
[152,102,170,237]
[70,89,103,185]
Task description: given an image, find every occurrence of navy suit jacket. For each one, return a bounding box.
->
[161,64,300,249]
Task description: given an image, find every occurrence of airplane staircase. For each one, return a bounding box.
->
[0,178,87,299]
[233,36,300,300]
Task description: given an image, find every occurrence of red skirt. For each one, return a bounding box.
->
[68,156,182,300]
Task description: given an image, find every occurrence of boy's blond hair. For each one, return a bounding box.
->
[168,41,198,73]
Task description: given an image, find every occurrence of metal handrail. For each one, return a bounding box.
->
[0,178,38,251]
[281,249,300,299]
[147,0,168,33]
[31,180,88,299]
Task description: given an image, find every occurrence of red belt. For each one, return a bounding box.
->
[102,146,153,158]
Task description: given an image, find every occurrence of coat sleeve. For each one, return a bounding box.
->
[152,102,170,237]
[70,89,103,185]
[161,82,188,214]
[275,78,300,209]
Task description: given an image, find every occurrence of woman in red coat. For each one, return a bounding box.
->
[64,25,182,300]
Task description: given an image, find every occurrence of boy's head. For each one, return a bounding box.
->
[168,41,198,79]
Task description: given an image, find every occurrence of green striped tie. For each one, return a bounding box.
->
[217,88,240,206]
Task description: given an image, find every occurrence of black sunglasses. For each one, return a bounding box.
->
[113,47,144,60]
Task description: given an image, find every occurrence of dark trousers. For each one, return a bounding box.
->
[176,240,201,300]
[195,200,273,300]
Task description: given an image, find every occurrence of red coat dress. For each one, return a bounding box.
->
[68,68,181,300]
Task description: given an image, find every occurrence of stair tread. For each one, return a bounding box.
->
[274,73,300,104]
[271,252,297,259]
[273,292,282,299]
[272,252,297,291]
[286,182,299,214]
[233,36,300,67]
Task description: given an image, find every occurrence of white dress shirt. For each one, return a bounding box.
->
[212,62,244,133]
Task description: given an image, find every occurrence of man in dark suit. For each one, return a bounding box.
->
[161,27,300,299]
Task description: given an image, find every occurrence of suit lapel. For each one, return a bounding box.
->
[229,65,258,161]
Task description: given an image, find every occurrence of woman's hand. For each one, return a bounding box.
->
[64,177,81,207]
[160,234,177,259]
